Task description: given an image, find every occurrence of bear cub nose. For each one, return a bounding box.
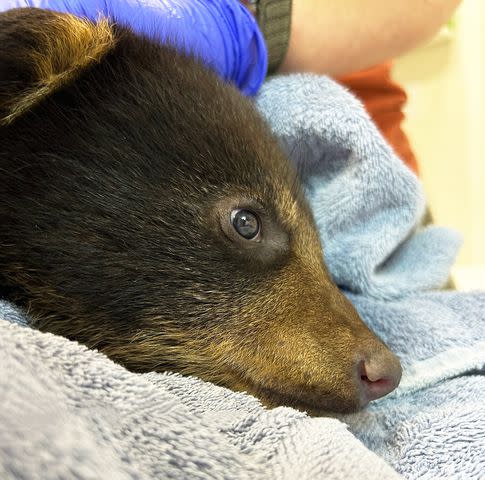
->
[357,352,402,403]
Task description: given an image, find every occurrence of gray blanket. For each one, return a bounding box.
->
[1,75,484,479]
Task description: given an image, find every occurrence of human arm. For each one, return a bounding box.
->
[279,0,462,76]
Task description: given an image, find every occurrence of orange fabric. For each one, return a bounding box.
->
[337,62,419,174]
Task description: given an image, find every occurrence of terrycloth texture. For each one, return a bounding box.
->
[1,74,484,479]
[0,316,401,480]
[256,75,463,298]
[346,292,485,478]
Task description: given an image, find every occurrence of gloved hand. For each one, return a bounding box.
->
[1,0,267,95]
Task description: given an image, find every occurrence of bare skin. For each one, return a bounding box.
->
[279,0,462,75]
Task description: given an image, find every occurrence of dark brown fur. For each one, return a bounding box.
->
[0,8,400,414]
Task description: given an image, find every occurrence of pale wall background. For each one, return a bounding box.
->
[393,0,485,290]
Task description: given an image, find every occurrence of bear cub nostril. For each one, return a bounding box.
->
[358,356,402,403]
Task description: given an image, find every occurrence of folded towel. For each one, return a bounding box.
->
[1,74,483,479]
[346,291,485,478]
[0,317,402,480]
[256,75,462,299]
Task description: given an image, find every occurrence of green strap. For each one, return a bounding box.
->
[247,0,292,74]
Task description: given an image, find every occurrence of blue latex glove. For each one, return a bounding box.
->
[1,0,267,95]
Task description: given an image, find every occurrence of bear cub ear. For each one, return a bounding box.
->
[0,7,115,126]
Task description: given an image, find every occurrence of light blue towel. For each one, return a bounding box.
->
[256,75,463,299]
[1,74,484,479]
[346,292,485,478]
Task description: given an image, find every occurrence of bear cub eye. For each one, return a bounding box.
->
[231,209,260,240]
